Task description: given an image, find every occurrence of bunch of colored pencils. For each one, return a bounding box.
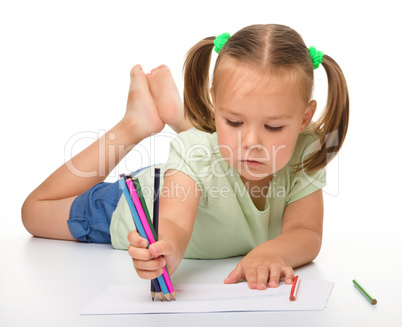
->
[119,168,175,301]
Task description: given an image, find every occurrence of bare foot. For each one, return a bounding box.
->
[124,65,165,139]
[147,65,192,134]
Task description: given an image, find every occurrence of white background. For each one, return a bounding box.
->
[1,0,401,325]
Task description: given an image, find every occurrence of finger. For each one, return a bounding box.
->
[267,264,282,288]
[127,230,148,248]
[148,240,175,258]
[224,263,245,285]
[133,256,166,271]
[129,246,166,280]
[244,268,258,289]
[128,244,152,260]
[281,266,295,284]
[256,266,269,290]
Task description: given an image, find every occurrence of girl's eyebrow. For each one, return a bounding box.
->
[220,107,241,116]
[266,115,293,120]
[220,107,292,120]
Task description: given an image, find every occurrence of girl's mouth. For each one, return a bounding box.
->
[241,160,264,166]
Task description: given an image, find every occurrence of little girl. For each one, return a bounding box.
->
[22,24,349,290]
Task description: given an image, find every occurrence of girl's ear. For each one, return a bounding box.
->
[300,100,317,132]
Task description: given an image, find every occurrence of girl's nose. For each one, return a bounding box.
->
[241,128,262,150]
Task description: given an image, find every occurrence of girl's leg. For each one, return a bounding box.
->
[22,65,165,241]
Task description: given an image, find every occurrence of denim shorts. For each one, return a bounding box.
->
[67,166,151,243]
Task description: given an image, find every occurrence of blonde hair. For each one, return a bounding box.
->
[183,24,349,172]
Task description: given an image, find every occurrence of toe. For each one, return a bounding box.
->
[150,64,169,75]
[130,64,143,78]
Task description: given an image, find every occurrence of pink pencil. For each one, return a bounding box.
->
[126,178,175,295]
[126,178,155,243]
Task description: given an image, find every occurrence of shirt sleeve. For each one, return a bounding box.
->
[162,128,216,199]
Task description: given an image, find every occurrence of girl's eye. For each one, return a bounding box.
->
[226,120,243,127]
[265,125,283,132]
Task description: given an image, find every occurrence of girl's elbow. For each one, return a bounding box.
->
[21,197,38,237]
[311,233,323,261]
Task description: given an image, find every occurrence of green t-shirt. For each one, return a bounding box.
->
[110,127,326,259]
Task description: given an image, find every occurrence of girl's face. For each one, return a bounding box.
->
[211,68,316,184]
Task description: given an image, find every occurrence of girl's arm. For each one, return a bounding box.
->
[21,65,165,241]
[224,189,324,289]
[128,169,201,278]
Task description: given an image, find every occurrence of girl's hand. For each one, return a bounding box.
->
[224,248,295,290]
[127,230,181,280]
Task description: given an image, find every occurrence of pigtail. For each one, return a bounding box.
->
[183,37,216,133]
[303,54,349,172]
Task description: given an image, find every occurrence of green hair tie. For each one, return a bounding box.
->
[308,46,324,69]
[214,32,231,53]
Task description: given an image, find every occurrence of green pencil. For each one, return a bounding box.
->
[132,177,158,241]
[353,280,377,305]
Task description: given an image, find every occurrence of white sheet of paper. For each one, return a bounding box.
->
[82,280,334,315]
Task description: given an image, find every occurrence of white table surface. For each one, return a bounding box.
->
[1,229,400,327]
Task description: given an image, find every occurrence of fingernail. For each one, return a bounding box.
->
[141,240,148,248]
[152,245,160,256]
